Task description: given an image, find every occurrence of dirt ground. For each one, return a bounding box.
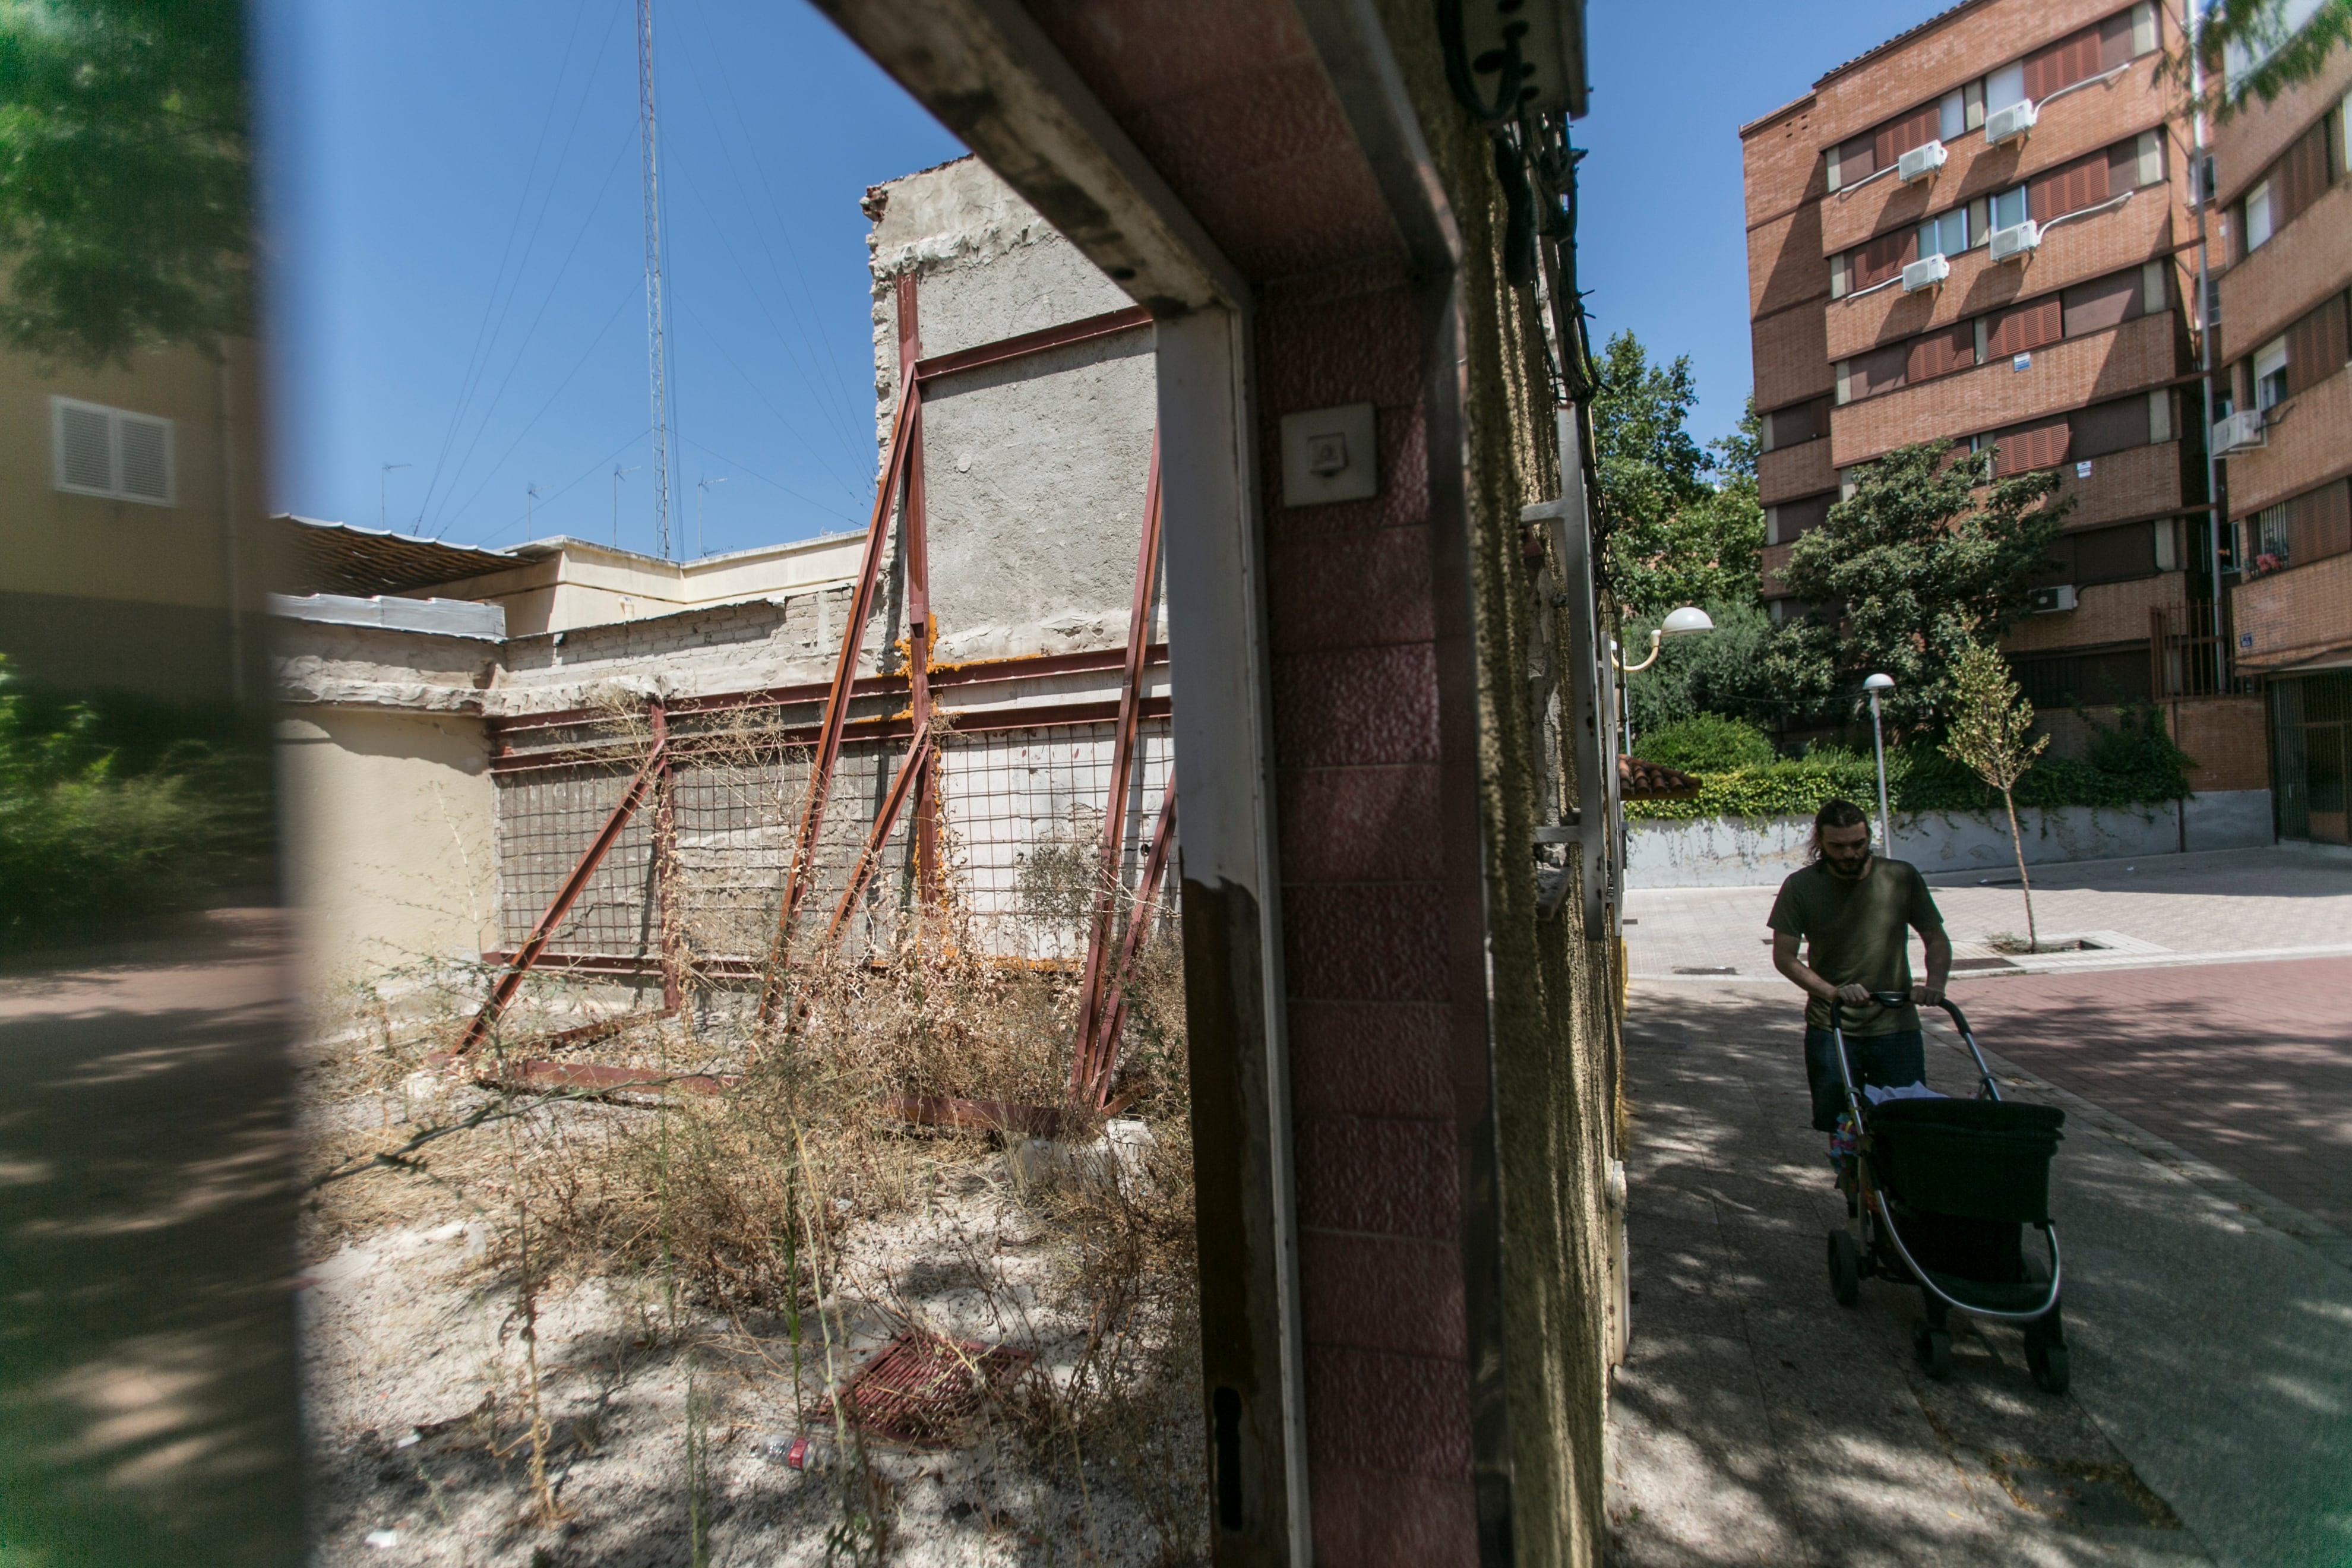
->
[297,1025,1205,1566]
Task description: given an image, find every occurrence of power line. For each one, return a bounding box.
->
[475,428,650,548]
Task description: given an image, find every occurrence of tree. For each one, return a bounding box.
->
[0,0,252,366]
[1622,596,1784,736]
[2167,0,2352,121]
[1941,641,2051,951]
[1591,332,1763,615]
[1766,439,2065,731]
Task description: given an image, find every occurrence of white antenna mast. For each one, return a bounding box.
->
[636,0,673,559]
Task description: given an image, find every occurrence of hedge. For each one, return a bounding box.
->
[1625,742,2191,823]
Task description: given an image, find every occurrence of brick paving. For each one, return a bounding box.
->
[1607,981,2352,1568]
[1625,846,2352,982]
[1948,958,2352,1234]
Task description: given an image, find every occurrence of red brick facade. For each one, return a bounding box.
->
[1738,0,2277,792]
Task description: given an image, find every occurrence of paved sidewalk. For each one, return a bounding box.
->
[1624,845,2352,981]
[1605,981,2352,1568]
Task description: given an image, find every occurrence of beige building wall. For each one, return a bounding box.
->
[276,707,495,989]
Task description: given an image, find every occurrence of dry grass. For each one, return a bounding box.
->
[298,725,1204,1563]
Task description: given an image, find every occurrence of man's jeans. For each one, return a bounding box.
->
[1803,1027,1926,1131]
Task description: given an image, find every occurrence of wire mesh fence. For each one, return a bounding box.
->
[489,705,1171,976]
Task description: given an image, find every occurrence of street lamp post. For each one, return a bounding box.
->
[1864,672,1895,853]
[1614,605,1716,754]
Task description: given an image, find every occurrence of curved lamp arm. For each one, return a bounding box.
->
[1614,628,1664,673]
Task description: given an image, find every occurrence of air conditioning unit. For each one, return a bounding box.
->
[2212,409,2267,454]
[2028,584,2079,614]
[1984,99,2038,146]
[1988,220,2041,263]
[1900,253,1951,293]
[1896,140,1949,183]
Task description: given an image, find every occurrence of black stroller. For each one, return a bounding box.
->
[1824,991,2070,1392]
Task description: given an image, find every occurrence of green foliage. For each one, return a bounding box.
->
[0,659,270,949]
[1627,731,2193,823]
[1623,596,1786,734]
[2167,0,2352,121]
[0,0,253,365]
[1765,440,2065,731]
[1636,712,1775,773]
[1940,640,2049,795]
[1592,333,1763,614]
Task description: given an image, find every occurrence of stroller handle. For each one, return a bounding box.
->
[1828,992,1998,1105]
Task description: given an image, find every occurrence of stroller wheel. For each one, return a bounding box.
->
[1826,1230,1862,1306]
[2027,1340,2070,1394]
[1914,1324,1953,1379]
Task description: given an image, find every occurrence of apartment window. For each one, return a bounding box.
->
[1767,492,1833,546]
[1835,342,1910,403]
[1990,184,2029,232]
[2022,5,2148,102]
[2016,645,2155,709]
[1907,320,1975,382]
[50,397,175,506]
[2060,268,2145,336]
[1762,397,1829,451]
[1986,61,2028,116]
[2044,521,2159,586]
[2247,478,2352,571]
[2244,178,2275,251]
[1917,206,1969,258]
[2255,336,2290,409]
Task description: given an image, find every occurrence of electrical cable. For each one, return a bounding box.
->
[675,434,862,533]
[474,427,652,547]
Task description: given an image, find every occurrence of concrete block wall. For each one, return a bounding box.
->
[864,158,1160,666]
[1627,791,2274,889]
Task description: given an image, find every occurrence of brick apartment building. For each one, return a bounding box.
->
[1739,0,2271,806]
[2209,36,2352,844]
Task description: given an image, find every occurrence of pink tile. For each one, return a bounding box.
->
[1258,286,1425,412]
[1293,1111,1460,1238]
[1305,1343,1473,1476]
[1270,644,1440,769]
[1281,882,1450,1002]
[1300,1231,1467,1359]
[1275,766,1444,883]
[1267,523,1434,652]
[1311,1466,1479,1568]
[1289,1001,1453,1119]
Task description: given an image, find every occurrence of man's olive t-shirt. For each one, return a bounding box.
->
[1768,857,1945,1035]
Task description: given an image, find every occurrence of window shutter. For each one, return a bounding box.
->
[2290,478,2352,565]
[1994,416,2071,473]
[1987,295,2063,357]
[2072,394,2152,458]
[118,415,172,502]
[1849,227,1918,291]
[2274,117,2332,232]
[1848,342,1911,399]
[2098,11,2136,70]
[2029,149,2111,223]
[2284,293,2349,399]
[2024,24,2101,101]
[1836,133,1876,188]
[1776,493,1833,541]
[1876,102,1942,167]
[2075,521,2156,583]
[1907,321,1974,382]
[57,403,113,492]
[2062,268,2142,336]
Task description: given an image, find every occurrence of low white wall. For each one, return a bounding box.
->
[1627,790,2274,889]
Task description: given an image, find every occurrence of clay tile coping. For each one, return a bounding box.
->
[1621,756,1703,801]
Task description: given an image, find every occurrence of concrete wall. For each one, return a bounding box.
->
[865,158,1160,664]
[276,707,495,986]
[1628,790,2275,888]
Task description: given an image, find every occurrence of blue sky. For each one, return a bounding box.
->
[257,1,1946,555]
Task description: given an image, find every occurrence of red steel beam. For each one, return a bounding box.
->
[649,700,682,1012]
[912,304,1150,384]
[485,643,1170,742]
[454,734,669,1055]
[491,694,1171,777]
[815,726,928,957]
[1068,433,1163,1098]
[758,379,918,1022]
[898,276,944,929]
[1080,773,1177,1108]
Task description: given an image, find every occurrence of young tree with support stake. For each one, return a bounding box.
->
[1942,641,2051,952]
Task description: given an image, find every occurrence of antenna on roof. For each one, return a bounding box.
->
[381,462,411,532]
[637,0,673,561]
